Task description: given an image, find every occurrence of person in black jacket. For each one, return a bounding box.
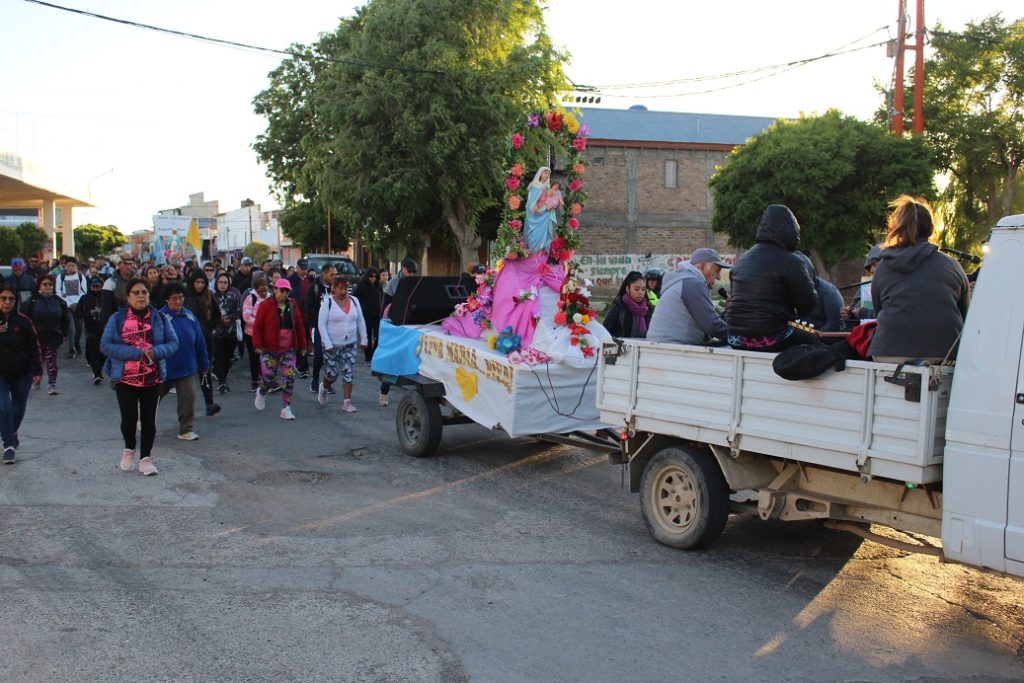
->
[22,274,69,395]
[602,271,652,338]
[725,204,819,351]
[77,277,107,383]
[0,283,43,463]
[353,268,384,363]
[304,265,334,393]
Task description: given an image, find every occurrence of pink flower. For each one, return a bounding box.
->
[528,113,541,128]
[511,133,524,149]
[568,217,579,230]
[508,219,522,231]
[572,163,585,175]
[508,195,521,210]
[568,178,583,193]
[572,137,587,152]
[571,202,582,215]
[510,163,525,177]
[505,176,521,191]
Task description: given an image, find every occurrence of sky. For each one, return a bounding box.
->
[1,0,1016,235]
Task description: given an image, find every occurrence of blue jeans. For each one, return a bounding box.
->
[0,372,33,449]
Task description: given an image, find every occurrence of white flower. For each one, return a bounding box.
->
[580,287,592,298]
[584,279,593,287]
[572,313,583,324]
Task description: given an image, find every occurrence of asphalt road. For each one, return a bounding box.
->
[1,357,1022,682]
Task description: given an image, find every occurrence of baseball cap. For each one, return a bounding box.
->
[241,257,253,265]
[689,248,731,268]
[296,258,309,270]
[400,257,419,273]
[89,276,103,287]
[863,244,883,269]
[11,258,24,267]
[274,278,292,290]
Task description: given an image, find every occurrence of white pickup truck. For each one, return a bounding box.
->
[596,214,1024,578]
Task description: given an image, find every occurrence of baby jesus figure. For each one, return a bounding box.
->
[539,181,563,212]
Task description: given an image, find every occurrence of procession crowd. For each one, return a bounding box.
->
[0,253,396,471]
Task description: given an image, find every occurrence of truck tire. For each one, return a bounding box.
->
[396,391,443,457]
[639,446,729,550]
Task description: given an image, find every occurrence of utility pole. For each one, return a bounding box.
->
[891,0,926,136]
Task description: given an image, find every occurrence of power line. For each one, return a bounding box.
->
[22,0,447,76]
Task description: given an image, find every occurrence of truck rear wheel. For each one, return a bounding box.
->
[396,391,443,457]
[640,446,729,550]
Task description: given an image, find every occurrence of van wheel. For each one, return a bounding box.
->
[640,446,729,549]
[396,391,443,457]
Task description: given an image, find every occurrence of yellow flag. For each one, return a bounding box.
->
[186,218,202,253]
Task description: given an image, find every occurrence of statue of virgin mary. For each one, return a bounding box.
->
[524,166,556,254]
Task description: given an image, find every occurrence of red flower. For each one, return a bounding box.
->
[505,176,521,191]
[581,345,596,357]
[571,203,582,215]
[553,311,567,325]
[511,133,524,149]
[568,217,579,230]
[550,236,566,252]
[510,163,525,177]
[572,163,585,175]
[508,219,522,231]
[568,179,583,193]
[545,111,564,132]
[572,137,587,152]
[569,336,580,346]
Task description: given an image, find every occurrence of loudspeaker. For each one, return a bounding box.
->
[388,275,479,325]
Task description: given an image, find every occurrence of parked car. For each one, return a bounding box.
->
[0,265,12,281]
[303,253,358,277]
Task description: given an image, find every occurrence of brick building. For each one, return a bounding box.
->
[574,107,779,290]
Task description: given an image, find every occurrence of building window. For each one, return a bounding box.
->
[664,160,678,188]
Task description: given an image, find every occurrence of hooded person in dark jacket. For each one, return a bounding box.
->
[725,204,819,351]
[868,196,969,362]
[0,283,43,463]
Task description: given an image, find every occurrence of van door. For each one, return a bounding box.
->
[1008,367,1024,563]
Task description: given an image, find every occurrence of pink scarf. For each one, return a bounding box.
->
[622,294,650,336]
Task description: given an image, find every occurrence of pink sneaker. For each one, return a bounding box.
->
[138,456,158,476]
[342,399,357,413]
[119,448,135,472]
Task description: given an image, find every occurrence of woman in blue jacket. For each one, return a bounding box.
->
[100,277,178,476]
[158,282,214,441]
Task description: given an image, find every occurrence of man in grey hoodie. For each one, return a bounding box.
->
[647,248,730,345]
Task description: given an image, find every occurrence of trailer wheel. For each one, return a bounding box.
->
[396,391,443,457]
[640,446,729,550]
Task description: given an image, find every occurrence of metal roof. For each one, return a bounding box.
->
[577,107,780,146]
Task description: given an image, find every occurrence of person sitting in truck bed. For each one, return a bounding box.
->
[647,248,730,345]
[868,196,970,363]
[724,204,819,352]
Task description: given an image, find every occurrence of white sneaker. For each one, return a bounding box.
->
[378,392,389,407]
[317,382,328,406]
[343,399,357,413]
[280,405,296,420]
[177,432,199,441]
[119,448,135,472]
[138,456,158,476]
[254,390,266,411]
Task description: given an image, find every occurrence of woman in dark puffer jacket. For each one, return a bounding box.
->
[725,204,819,351]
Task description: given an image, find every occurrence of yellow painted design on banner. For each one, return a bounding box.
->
[455,367,478,402]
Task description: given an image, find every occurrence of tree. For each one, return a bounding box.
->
[912,15,1024,251]
[242,240,271,264]
[708,110,935,279]
[254,0,569,266]
[73,223,127,258]
[17,223,48,258]
[0,227,24,263]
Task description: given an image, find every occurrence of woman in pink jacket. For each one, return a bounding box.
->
[241,274,270,393]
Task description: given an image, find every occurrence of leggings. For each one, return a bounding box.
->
[212,335,237,383]
[114,383,161,459]
[260,351,297,405]
[41,347,59,386]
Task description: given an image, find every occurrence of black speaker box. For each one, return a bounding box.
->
[388,275,479,325]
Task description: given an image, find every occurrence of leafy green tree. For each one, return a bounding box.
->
[709,110,935,278]
[913,15,1024,251]
[73,223,126,258]
[0,227,24,263]
[17,223,49,258]
[254,0,568,266]
[242,240,271,264]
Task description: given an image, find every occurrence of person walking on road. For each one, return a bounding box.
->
[159,282,212,441]
[77,277,107,384]
[211,272,241,394]
[183,271,220,416]
[22,274,69,395]
[241,273,270,392]
[101,277,179,476]
[353,267,384,365]
[253,278,307,420]
[56,259,87,359]
[0,284,42,464]
[317,276,367,412]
